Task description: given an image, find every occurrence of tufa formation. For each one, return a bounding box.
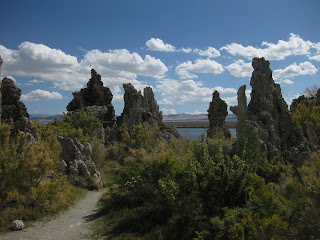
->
[1,78,38,140]
[67,69,115,128]
[117,83,180,140]
[67,70,180,143]
[58,136,103,189]
[207,90,231,139]
[290,88,320,113]
[231,57,310,165]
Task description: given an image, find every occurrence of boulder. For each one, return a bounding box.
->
[11,220,24,231]
[83,143,92,156]
[207,90,231,139]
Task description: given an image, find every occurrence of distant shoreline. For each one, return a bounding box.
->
[29,114,238,129]
[165,122,237,129]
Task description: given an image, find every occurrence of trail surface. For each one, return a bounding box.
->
[0,191,103,240]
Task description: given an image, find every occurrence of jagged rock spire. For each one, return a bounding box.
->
[231,57,310,165]
[1,78,38,139]
[207,90,231,139]
[117,83,179,140]
[66,69,115,126]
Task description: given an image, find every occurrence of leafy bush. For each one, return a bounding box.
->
[0,123,84,232]
[44,108,101,144]
[293,99,320,144]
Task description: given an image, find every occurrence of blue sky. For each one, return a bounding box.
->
[1,0,320,115]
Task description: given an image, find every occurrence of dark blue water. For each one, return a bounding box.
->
[176,128,236,140]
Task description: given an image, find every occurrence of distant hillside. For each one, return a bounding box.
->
[30,113,237,127]
[163,114,237,127]
[30,114,62,124]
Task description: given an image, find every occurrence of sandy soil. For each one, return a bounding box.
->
[0,191,103,240]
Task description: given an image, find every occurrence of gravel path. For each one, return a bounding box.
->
[0,191,103,240]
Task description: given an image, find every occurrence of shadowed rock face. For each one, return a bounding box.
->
[231,57,310,165]
[207,91,231,139]
[117,83,179,140]
[1,78,29,122]
[1,78,38,140]
[67,69,115,124]
[0,55,2,76]
[290,88,320,148]
[290,88,320,113]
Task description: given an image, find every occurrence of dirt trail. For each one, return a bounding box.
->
[0,191,103,240]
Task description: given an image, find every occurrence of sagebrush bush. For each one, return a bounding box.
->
[0,123,84,232]
[95,118,320,240]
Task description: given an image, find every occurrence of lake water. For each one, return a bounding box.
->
[176,128,236,140]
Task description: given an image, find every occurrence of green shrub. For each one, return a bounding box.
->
[293,99,320,144]
[0,123,84,232]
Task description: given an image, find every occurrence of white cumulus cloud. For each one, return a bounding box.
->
[309,55,320,61]
[273,61,318,79]
[161,108,177,115]
[221,33,314,60]
[156,79,236,105]
[226,60,253,77]
[158,98,174,105]
[275,79,295,85]
[0,42,78,76]
[194,47,220,58]
[146,38,176,52]
[181,48,192,53]
[186,110,207,115]
[0,42,168,91]
[21,89,63,101]
[81,49,168,79]
[176,59,224,79]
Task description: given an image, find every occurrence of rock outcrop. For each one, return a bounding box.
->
[207,91,231,139]
[289,88,320,148]
[67,69,115,128]
[58,136,103,189]
[1,78,38,140]
[290,88,320,113]
[231,57,310,165]
[117,83,180,140]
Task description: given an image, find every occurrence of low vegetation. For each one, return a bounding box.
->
[0,109,101,232]
[1,92,320,239]
[91,108,320,239]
